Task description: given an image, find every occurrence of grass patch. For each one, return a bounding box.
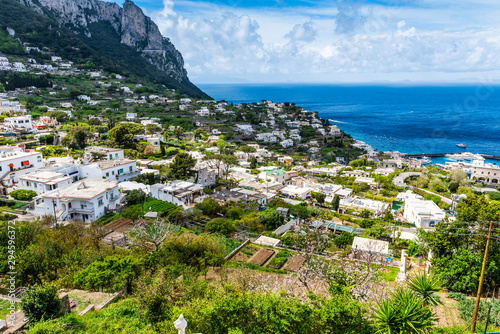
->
[141,198,176,212]
[381,266,399,282]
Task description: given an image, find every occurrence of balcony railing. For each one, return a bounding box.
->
[70,208,95,215]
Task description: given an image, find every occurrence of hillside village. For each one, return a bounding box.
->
[1,48,500,333]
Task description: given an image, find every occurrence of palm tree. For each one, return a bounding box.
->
[406,273,442,307]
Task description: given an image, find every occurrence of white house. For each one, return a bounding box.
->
[192,162,217,187]
[134,135,162,147]
[328,125,342,137]
[280,185,312,200]
[255,133,276,142]
[0,146,43,176]
[84,146,124,161]
[4,115,33,131]
[150,181,204,209]
[379,159,403,169]
[18,171,74,195]
[235,124,254,134]
[141,119,162,128]
[31,179,120,222]
[259,169,289,183]
[341,196,390,216]
[403,194,446,228]
[80,159,139,182]
[352,237,389,262]
[280,139,294,148]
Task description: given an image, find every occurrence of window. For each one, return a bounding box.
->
[109,154,112,159]
[112,171,115,175]
[98,198,104,207]
[106,172,109,177]
[115,154,118,158]
[129,166,133,172]
[118,169,124,174]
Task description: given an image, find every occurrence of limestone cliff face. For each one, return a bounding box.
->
[17,0,187,82]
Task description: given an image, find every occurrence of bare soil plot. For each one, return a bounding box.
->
[283,255,306,272]
[248,248,275,266]
[103,217,133,233]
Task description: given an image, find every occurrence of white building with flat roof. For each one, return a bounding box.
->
[18,171,74,195]
[468,160,500,185]
[84,146,124,161]
[31,179,120,222]
[0,146,43,176]
[341,196,390,216]
[150,180,204,209]
[4,115,33,131]
[280,185,312,200]
[125,112,137,120]
[403,193,446,228]
[81,159,139,182]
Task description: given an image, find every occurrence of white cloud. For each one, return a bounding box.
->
[147,0,500,82]
[285,21,317,42]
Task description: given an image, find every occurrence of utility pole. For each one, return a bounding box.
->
[471,221,494,333]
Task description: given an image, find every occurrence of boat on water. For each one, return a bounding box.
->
[420,156,432,164]
[445,152,484,161]
[457,143,466,148]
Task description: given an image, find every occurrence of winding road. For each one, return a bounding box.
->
[393,172,421,189]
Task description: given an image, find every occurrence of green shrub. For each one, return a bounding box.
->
[10,189,37,201]
[206,218,235,236]
[21,284,61,324]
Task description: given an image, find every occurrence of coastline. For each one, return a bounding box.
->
[199,83,500,159]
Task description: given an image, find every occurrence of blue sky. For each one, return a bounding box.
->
[110,0,500,83]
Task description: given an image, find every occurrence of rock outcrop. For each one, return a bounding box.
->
[16,0,187,83]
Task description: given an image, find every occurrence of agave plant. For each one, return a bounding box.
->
[374,287,436,333]
[406,273,442,307]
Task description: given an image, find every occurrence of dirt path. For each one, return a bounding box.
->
[434,291,466,328]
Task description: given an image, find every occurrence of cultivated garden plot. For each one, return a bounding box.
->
[247,248,275,266]
[267,250,290,269]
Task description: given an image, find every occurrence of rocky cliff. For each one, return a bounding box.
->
[14,0,194,88]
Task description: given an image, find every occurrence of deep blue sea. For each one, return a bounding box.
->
[199,84,500,158]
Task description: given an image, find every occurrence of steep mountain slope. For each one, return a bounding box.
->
[0,0,208,98]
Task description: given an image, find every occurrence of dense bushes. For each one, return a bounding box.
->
[73,256,142,293]
[160,233,226,269]
[205,218,236,236]
[170,289,372,334]
[29,289,372,334]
